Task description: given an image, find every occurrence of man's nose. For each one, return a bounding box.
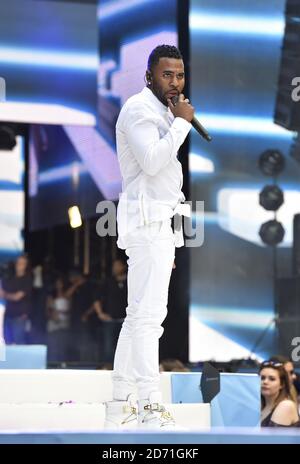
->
[170,77,179,87]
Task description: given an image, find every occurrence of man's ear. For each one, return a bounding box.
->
[146,70,152,84]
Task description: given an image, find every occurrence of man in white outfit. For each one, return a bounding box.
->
[104,45,194,429]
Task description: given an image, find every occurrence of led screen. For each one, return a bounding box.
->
[189,0,300,361]
[0,0,98,126]
[29,0,178,230]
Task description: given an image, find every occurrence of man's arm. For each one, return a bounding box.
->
[1,290,25,301]
[124,103,191,176]
[93,300,112,322]
[64,278,85,299]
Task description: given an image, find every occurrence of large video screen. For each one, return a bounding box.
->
[29,0,178,230]
[0,0,98,126]
[189,0,300,361]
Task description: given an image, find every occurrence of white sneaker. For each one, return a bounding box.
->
[138,392,176,430]
[104,393,138,429]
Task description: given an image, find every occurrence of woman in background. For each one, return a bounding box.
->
[260,360,300,427]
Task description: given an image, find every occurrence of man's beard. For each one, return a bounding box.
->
[150,82,168,107]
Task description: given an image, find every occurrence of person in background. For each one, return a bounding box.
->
[92,258,127,363]
[46,275,71,362]
[269,355,299,406]
[68,270,99,362]
[0,254,32,344]
[260,360,300,427]
[30,256,60,344]
[159,358,190,372]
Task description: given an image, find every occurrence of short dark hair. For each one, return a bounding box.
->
[147,45,182,72]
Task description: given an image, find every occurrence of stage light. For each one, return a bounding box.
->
[259,220,285,246]
[259,185,284,211]
[258,149,285,177]
[0,125,16,150]
[68,206,82,228]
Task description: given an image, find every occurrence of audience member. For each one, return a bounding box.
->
[93,259,127,362]
[46,276,72,361]
[269,355,299,406]
[260,360,300,427]
[0,255,32,344]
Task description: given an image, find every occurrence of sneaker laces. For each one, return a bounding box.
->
[121,405,137,425]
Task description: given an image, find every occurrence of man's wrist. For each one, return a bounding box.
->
[173,116,192,132]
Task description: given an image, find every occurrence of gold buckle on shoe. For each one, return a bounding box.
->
[123,405,135,414]
[161,410,174,422]
[121,406,137,425]
[144,402,162,412]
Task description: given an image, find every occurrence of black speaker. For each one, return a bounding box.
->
[276,277,300,356]
[274,1,300,131]
[200,362,220,403]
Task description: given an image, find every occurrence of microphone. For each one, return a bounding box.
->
[171,96,212,142]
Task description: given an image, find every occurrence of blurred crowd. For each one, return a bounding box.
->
[0,254,127,364]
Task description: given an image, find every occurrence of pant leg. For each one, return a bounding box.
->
[112,220,175,400]
[11,317,27,344]
[4,317,13,344]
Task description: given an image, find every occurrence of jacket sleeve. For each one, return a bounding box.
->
[124,105,191,176]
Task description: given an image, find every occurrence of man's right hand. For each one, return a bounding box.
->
[167,93,195,122]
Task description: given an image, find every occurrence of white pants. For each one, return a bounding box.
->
[112,219,175,401]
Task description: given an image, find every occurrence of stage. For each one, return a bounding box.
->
[0,364,299,444]
[1,427,300,445]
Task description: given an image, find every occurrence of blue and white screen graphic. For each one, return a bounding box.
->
[0,0,98,126]
[29,0,178,230]
[189,0,300,362]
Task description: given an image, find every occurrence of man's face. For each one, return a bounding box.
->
[150,57,185,106]
[15,256,27,275]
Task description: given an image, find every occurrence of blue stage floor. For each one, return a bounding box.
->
[1,428,300,444]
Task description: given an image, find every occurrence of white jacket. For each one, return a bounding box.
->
[116,87,191,248]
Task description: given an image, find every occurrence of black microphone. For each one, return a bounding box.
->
[171,96,212,142]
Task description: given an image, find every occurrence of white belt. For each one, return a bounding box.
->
[172,203,191,247]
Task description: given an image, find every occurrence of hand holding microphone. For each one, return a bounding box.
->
[168,93,212,142]
[167,93,195,123]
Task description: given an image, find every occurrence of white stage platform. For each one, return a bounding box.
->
[0,369,210,432]
[0,369,299,444]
